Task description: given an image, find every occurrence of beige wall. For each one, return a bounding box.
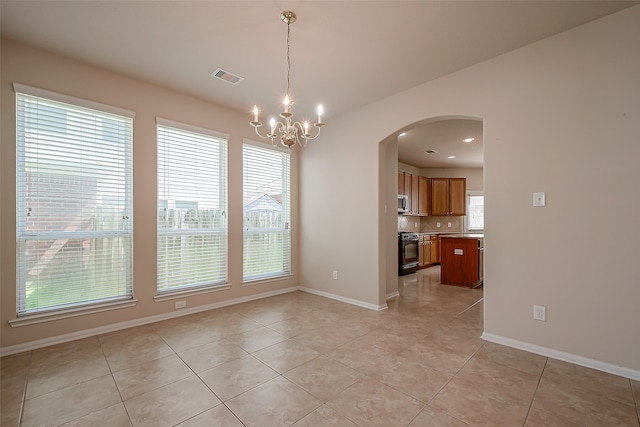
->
[0,40,299,351]
[301,6,640,373]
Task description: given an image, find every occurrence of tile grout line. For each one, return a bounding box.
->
[17,350,33,427]
[521,357,549,426]
[99,334,134,427]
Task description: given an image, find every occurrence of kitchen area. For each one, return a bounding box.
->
[395,118,484,289]
[397,169,484,289]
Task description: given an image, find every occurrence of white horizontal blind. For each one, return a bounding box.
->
[243,142,291,282]
[157,121,228,292]
[15,90,133,315]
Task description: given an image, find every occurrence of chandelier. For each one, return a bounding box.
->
[250,11,325,149]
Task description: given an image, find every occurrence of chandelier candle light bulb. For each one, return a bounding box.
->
[249,10,326,149]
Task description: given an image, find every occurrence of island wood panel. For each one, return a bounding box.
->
[440,237,479,287]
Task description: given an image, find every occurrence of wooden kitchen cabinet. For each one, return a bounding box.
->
[398,172,430,216]
[418,235,430,268]
[418,234,440,268]
[403,173,412,213]
[429,235,440,264]
[418,176,430,216]
[431,178,466,216]
[411,174,419,216]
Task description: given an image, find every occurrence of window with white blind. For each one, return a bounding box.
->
[15,84,134,316]
[466,191,485,231]
[243,142,291,282]
[157,119,228,294]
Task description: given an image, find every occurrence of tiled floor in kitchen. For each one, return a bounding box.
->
[2,266,639,426]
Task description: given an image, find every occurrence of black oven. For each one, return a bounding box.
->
[398,232,419,275]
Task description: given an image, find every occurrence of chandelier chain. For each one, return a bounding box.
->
[286,21,291,97]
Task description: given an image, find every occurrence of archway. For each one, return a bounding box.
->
[379,116,484,305]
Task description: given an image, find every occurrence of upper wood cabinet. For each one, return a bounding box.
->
[398,171,431,216]
[398,172,467,217]
[410,174,419,216]
[431,178,466,216]
[418,176,430,216]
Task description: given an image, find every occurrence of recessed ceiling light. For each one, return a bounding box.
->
[448,155,456,159]
[463,137,475,143]
[399,132,406,137]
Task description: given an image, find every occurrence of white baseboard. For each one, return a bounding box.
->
[386,291,400,300]
[299,287,387,311]
[482,332,640,381]
[0,286,299,357]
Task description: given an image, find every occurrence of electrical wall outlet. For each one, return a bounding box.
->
[332,270,338,280]
[448,222,452,228]
[533,305,546,321]
[437,222,441,228]
[175,300,186,309]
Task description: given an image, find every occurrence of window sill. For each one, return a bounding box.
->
[8,299,138,328]
[154,284,231,302]
[242,274,294,287]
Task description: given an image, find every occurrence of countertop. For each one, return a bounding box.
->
[439,233,484,239]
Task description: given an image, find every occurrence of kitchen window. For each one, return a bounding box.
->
[242,141,291,282]
[465,191,484,231]
[156,119,228,295]
[14,84,134,317]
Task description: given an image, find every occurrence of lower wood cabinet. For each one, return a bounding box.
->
[429,235,440,264]
[418,234,441,268]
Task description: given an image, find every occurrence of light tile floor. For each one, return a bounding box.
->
[1,266,639,426]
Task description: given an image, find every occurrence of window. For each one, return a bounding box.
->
[15,84,134,315]
[157,119,228,293]
[243,142,291,282]
[466,191,484,231]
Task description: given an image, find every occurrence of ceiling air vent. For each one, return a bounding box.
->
[425,149,438,154]
[211,68,244,85]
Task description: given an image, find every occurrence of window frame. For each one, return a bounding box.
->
[465,190,485,232]
[155,118,229,300]
[242,139,292,284]
[13,83,136,322]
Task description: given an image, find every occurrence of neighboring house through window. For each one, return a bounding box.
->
[242,141,291,282]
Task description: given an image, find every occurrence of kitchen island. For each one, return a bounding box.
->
[440,234,484,287]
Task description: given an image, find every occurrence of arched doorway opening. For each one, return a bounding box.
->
[379,115,484,303]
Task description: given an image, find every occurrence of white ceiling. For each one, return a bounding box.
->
[2,1,637,168]
[398,118,484,169]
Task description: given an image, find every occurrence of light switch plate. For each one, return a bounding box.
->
[533,192,546,207]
